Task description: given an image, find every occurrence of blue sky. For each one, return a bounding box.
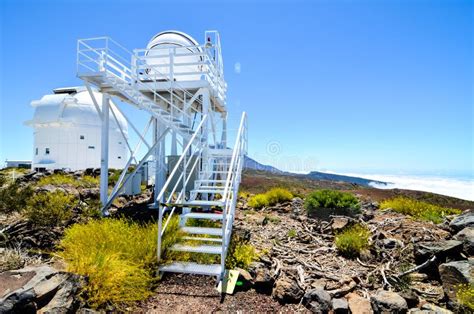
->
[1,0,472,177]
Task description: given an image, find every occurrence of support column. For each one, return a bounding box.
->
[153,119,167,207]
[100,94,110,215]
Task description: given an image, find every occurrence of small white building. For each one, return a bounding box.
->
[25,87,128,171]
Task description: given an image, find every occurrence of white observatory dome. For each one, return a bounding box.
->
[145,30,202,81]
[25,87,128,171]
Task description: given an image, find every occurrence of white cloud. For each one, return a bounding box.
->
[340,172,474,201]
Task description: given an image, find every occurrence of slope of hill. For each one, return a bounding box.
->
[244,156,387,187]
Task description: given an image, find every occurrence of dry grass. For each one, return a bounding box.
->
[57,217,181,309]
[248,188,293,209]
[37,173,99,188]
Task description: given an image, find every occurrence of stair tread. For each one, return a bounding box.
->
[182,212,223,220]
[171,244,222,254]
[184,200,225,206]
[196,179,227,183]
[192,189,226,194]
[183,236,222,243]
[159,262,222,276]
[181,226,222,236]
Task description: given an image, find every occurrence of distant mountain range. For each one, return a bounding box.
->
[244,155,388,187]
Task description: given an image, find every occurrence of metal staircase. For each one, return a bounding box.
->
[76,33,247,282]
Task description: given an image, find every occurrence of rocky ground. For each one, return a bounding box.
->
[0,169,473,313]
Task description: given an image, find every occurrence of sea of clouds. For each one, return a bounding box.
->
[337,172,474,201]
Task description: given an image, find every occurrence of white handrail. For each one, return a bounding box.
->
[156,115,208,261]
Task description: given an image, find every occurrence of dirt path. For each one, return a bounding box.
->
[138,273,307,313]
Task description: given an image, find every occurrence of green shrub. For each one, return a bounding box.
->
[37,173,99,188]
[248,187,293,209]
[457,283,474,310]
[380,197,461,224]
[0,182,34,214]
[24,191,78,226]
[305,189,360,218]
[335,224,371,258]
[57,217,181,309]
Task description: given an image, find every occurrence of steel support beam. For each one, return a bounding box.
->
[100,94,110,215]
[153,119,167,207]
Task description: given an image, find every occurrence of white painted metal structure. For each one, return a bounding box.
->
[76,30,247,282]
[25,87,128,171]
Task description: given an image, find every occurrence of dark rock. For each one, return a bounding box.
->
[332,297,349,314]
[248,262,273,295]
[414,240,463,276]
[303,288,332,313]
[346,292,373,314]
[438,260,474,301]
[419,303,453,313]
[453,227,474,256]
[370,290,408,313]
[0,265,83,313]
[449,210,474,233]
[273,276,303,304]
[381,238,404,250]
[79,188,100,200]
[399,290,419,308]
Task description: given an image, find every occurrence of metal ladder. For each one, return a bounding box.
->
[157,114,247,280]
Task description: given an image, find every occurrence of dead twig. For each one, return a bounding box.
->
[397,256,437,278]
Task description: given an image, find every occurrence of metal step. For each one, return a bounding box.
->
[182,236,222,243]
[159,262,222,276]
[171,244,221,254]
[200,171,230,175]
[192,189,226,194]
[196,179,227,183]
[197,185,225,189]
[181,226,222,236]
[181,212,223,220]
[184,200,225,207]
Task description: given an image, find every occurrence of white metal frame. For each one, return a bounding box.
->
[76,31,247,283]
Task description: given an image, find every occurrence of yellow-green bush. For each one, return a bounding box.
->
[335,224,371,258]
[37,173,99,188]
[226,240,259,269]
[457,283,474,310]
[57,217,181,309]
[248,187,293,209]
[266,188,293,204]
[25,191,77,226]
[380,197,461,224]
[248,194,270,209]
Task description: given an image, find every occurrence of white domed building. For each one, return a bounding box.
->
[25,87,128,171]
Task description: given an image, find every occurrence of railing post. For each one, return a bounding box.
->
[99,51,105,72]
